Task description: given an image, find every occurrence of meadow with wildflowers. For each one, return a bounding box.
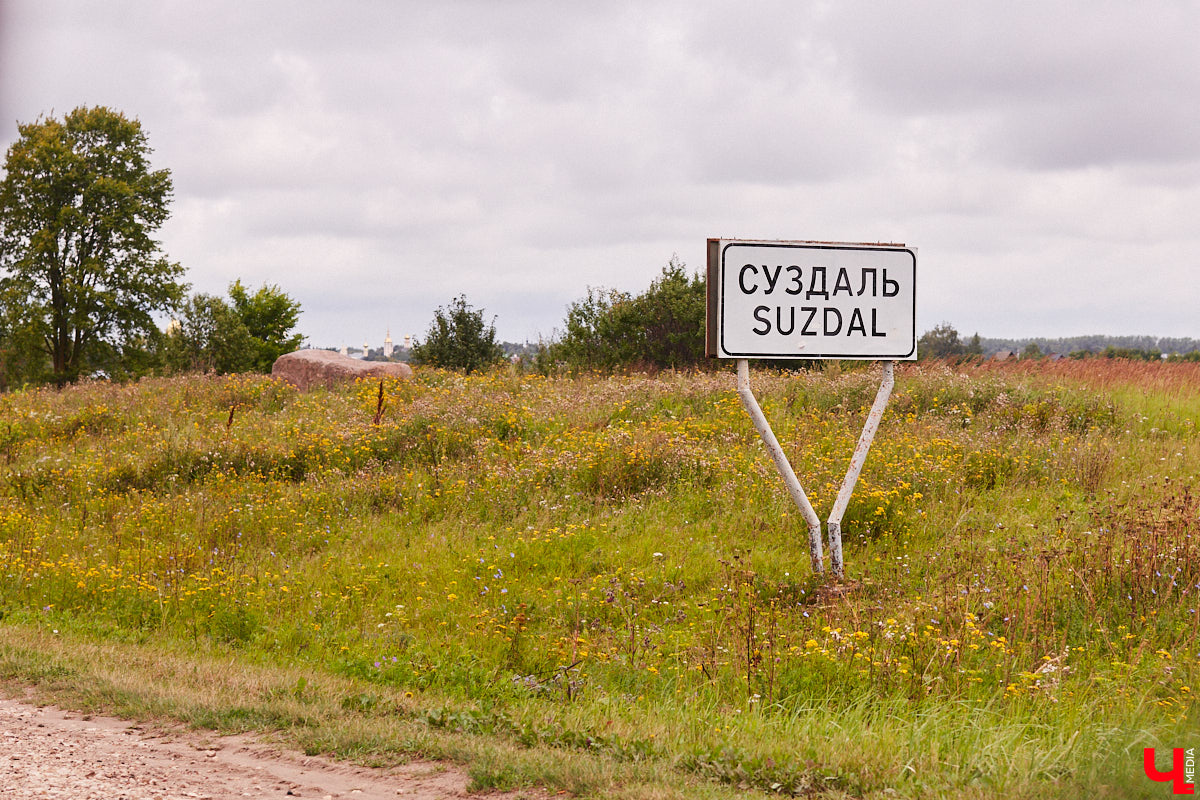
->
[0,359,1197,798]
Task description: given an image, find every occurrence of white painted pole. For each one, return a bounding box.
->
[826,360,895,579]
[736,359,825,573]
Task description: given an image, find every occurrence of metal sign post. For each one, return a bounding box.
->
[825,360,894,577]
[736,358,825,572]
[707,239,916,580]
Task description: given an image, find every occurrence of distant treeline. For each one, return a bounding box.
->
[979,335,1200,358]
[383,266,1200,373]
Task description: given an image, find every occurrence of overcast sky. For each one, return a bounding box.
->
[2,1,1199,348]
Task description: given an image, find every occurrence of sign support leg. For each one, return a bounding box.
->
[826,360,895,579]
[736,359,825,573]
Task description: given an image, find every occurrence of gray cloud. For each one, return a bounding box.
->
[825,2,1200,168]
[2,0,1199,347]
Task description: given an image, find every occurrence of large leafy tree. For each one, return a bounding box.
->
[411,295,505,374]
[161,281,303,375]
[634,257,706,369]
[227,280,304,372]
[555,285,640,371]
[161,293,254,375]
[0,106,186,385]
[917,322,966,360]
[553,256,706,372]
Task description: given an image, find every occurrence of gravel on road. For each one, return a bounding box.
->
[0,696,542,800]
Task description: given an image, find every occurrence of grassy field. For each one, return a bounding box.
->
[0,359,1197,798]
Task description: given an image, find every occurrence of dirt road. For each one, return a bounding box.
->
[0,696,542,800]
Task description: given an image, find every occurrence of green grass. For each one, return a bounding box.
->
[0,360,1197,798]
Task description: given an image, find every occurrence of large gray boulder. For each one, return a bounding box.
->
[271,349,413,391]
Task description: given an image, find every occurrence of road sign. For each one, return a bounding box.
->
[707,239,917,360]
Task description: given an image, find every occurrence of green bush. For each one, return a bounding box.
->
[551,257,705,372]
[411,295,505,374]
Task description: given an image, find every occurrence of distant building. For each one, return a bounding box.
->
[329,332,414,360]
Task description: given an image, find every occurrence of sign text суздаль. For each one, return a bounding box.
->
[707,239,917,360]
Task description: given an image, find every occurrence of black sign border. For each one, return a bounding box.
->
[712,240,917,360]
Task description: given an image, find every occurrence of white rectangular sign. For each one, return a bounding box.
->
[707,239,917,360]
